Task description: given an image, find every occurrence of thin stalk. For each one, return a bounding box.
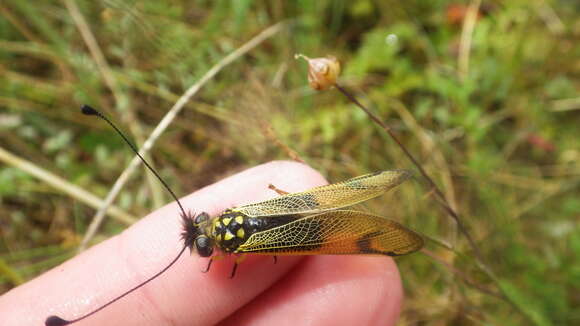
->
[0,146,136,224]
[334,84,548,325]
[64,0,164,210]
[334,84,490,275]
[78,21,286,251]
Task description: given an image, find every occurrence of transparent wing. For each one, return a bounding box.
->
[235,210,423,256]
[233,170,412,217]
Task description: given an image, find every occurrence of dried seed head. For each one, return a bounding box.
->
[295,54,341,91]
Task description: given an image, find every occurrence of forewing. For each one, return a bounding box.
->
[234,170,412,217]
[235,210,423,256]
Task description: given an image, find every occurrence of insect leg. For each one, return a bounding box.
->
[201,255,224,273]
[202,259,213,273]
[268,184,289,195]
[229,263,238,279]
[230,254,247,279]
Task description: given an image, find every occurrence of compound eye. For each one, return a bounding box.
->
[194,212,210,224]
[195,236,213,257]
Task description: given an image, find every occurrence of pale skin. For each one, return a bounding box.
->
[0,161,403,326]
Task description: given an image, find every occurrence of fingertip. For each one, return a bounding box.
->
[258,160,325,183]
[220,256,403,326]
[213,160,327,202]
[0,161,328,326]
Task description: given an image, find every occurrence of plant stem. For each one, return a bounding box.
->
[335,83,549,326]
[78,21,287,251]
[334,84,491,276]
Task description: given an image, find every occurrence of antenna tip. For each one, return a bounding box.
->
[81,105,98,116]
[45,315,72,326]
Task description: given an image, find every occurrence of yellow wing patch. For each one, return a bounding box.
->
[235,170,412,217]
[235,210,423,256]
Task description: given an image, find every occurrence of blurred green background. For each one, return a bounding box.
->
[0,0,578,325]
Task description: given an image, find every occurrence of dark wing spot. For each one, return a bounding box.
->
[356,231,384,255]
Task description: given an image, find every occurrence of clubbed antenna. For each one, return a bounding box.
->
[80,105,186,216]
[45,105,191,326]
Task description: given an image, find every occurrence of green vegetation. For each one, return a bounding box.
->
[0,1,578,325]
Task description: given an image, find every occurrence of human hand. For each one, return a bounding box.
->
[0,161,403,326]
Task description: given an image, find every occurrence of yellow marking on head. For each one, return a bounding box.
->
[216,234,222,242]
[224,231,234,241]
[235,215,244,224]
[236,228,245,239]
[222,217,232,226]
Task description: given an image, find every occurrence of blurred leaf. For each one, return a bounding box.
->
[498,279,553,326]
[0,258,24,286]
